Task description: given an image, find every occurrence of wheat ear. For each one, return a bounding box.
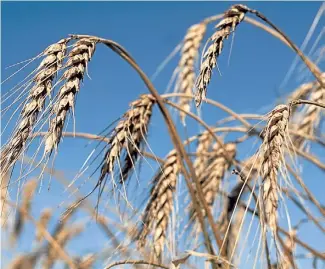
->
[11,179,38,244]
[176,23,206,123]
[195,4,248,106]
[0,39,69,173]
[137,149,179,261]
[193,131,213,176]
[44,38,96,154]
[191,142,236,221]
[99,94,154,184]
[293,76,325,148]
[261,104,290,233]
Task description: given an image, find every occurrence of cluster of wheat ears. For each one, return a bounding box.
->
[1,3,325,269]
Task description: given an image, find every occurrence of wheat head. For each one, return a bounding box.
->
[261,104,290,233]
[0,39,69,173]
[195,4,248,106]
[44,38,96,155]
[99,94,154,184]
[191,142,236,221]
[293,76,325,148]
[137,149,179,261]
[176,23,207,123]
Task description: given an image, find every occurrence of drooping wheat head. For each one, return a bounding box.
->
[195,4,248,106]
[137,149,179,262]
[260,104,290,233]
[44,38,96,155]
[176,23,207,123]
[0,39,69,174]
[98,95,154,186]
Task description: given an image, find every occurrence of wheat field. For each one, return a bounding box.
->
[1,2,325,269]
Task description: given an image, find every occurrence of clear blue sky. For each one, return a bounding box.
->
[2,2,324,268]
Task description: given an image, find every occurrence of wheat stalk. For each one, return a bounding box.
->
[176,23,206,124]
[0,38,69,173]
[260,104,290,233]
[99,94,154,184]
[137,149,179,261]
[44,38,96,155]
[195,4,248,106]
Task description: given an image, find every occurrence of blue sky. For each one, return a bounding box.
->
[1,1,325,268]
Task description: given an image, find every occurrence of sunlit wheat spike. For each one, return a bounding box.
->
[195,4,248,106]
[176,23,207,124]
[11,179,38,245]
[44,38,97,155]
[292,75,325,148]
[261,104,290,233]
[137,149,179,262]
[191,142,236,221]
[99,94,155,183]
[35,208,52,242]
[0,38,69,174]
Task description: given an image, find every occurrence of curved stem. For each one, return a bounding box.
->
[70,35,219,255]
[247,8,325,88]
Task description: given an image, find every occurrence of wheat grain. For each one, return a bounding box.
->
[137,149,179,261]
[176,23,206,123]
[0,39,69,173]
[195,5,248,106]
[99,94,154,183]
[44,38,96,154]
[261,104,290,233]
